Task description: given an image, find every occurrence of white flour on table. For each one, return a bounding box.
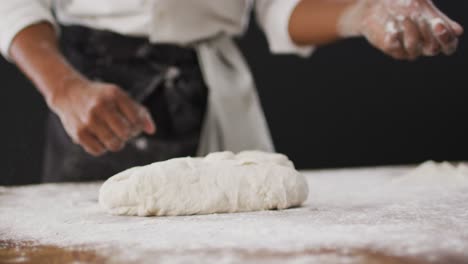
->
[1,162,468,263]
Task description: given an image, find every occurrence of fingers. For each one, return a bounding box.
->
[379,18,423,60]
[382,19,407,60]
[115,91,156,135]
[66,83,157,155]
[382,14,460,60]
[75,128,106,156]
[82,103,125,152]
[401,17,423,60]
[80,86,140,154]
[87,116,125,152]
[89,86,156,153]
[370,1,462,59]
[114,93,141,132]
[429,18,458,55]
[421,2,460,55]
[425,0,464,36]
[103,103,133,140]
[419,18,441,56]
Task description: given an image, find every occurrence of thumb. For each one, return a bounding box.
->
[138,107,156,135]
[448,20,464,36]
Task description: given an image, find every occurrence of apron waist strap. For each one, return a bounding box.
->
[59,24,198,66]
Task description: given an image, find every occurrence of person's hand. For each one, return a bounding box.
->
[48,77,156,156]
[339,0,464,60]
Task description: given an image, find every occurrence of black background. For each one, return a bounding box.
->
[0,1,466,185]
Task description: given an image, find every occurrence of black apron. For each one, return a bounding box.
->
[42,25,208,182]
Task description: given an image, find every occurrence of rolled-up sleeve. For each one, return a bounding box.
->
[0,0,55,60]
[255,0,314,57]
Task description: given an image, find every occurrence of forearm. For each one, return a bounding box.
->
[9,22,84,106]
[289,0,356,46]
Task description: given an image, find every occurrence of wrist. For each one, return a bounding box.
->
[46,72,88,110]
[289,0,361,46]
[338,0,367,38]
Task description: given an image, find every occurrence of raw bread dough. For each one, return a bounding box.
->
[99,151,308,216]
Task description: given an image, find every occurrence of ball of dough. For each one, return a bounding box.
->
[99,151,308,216]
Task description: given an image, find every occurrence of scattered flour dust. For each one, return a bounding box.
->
[1,161,468,263]
[392,160,468,188]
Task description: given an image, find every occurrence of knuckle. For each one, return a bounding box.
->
[117,128,131,140]
[118,119,132,135]
[101,136,113,147]
[104,85,121,98]
[107,140,123,152]
[406,36,418,47]
[89,98,106,112]
[83,115,96,127]
[76,127,88,142]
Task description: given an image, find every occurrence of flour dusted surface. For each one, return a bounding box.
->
[98,151,308,216]
[1,161,468,263]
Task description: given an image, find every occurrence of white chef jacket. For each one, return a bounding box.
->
[0,0,314,155]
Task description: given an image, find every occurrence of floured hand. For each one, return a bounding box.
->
[339,0,463,60]
[49,76,156,156]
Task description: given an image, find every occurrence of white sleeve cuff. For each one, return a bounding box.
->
[255,0,315,57]
[0,3,56,61]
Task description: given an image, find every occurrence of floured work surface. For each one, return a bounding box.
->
[1,164,468,264]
